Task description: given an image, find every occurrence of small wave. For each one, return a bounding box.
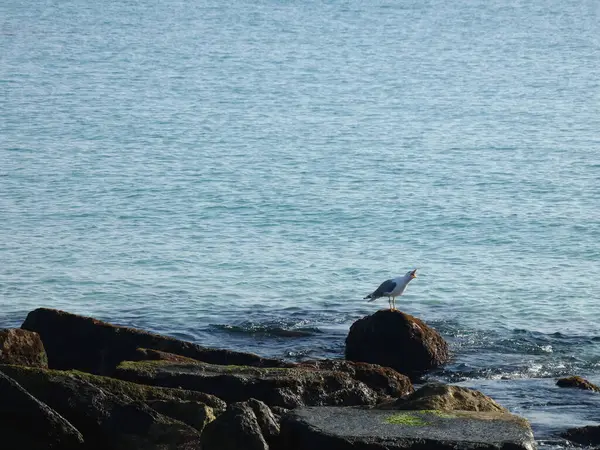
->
[209,323,322,338]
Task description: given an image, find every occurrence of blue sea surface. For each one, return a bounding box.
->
[2,0,599,447]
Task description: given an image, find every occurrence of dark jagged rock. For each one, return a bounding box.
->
[21,308,291,374]
[280,407,536,450]
[114,360,379,408]
[0,365,201,449]
[1,364,225,431]
[345,310,449,378]
[201,401,269,450]
[147,399,216,433]
[246,399,281,447]
[0,369,84,449]
[556,375,600,392]
[297,360,413,398]
[381,383,508,412]
[0,328,48,368]
[561,425,600,446]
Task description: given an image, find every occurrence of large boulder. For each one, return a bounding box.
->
[114,360,380,408]
[21,308,290,374]
[297,360,413,398]
[345,310,449,378]
[561,425,600,446]
[384,383,508,412]
[556,376,600,392]
[0,328,48,368]
[280,407,536,450]
[0,365,202,449]
[1,364,225,433]
[0,369,84,449]
[201,401,273,450]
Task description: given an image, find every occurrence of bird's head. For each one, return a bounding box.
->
[407,269,418,279]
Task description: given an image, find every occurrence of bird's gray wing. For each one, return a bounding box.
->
[366,279,397,301]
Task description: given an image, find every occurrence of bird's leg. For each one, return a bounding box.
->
[388,297,392,310]
[393,297,397,311]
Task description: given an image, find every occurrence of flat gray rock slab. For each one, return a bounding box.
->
[281,407,537,450]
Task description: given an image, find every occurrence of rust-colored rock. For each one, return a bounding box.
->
[0,328,48,368]
[556,376,600,392]
[21,308,291,375]
[345,310,449,378]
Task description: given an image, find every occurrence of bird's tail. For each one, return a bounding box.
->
[364,294,375,302]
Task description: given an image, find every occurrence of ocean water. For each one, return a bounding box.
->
[2,0,599,446]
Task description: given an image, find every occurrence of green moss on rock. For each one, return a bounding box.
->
[1,364,222,407]
[384,413,430,426]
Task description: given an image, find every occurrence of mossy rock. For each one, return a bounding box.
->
[0,364,225,433]
[384,383,508,413]
[0,364,201,449]
[0,369,84,449]
[21,308,290,375]
[0,329,48,368]
[114,359,381,409]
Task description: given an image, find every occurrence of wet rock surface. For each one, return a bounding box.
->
[556,376,600,392]
[0,328,48,368]
[280,407,536,450]
[345,310,449,378]
[0,369,84,449]
[22,308,291,375]
[561,425,600,446]
[114,359,380,408]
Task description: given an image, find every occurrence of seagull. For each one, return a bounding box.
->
[364,269,418,311]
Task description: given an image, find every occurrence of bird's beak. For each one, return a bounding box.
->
[411,270,417,279]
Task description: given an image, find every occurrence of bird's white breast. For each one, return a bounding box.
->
[390,276,411,296]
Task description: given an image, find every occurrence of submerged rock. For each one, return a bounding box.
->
[21,307,290,374]
[297,360,413,398]
[556,376,600,392]
[0,369,84,449]
[561,425,600,446]
[0,365,202,449]
[280,407,536,450]
[114,359,380,408]
[345,310,449,378]
[201,400,280,450]
[383,383,508,413]
[0,328,48,368]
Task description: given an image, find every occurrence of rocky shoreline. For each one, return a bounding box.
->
[0,307,596,449]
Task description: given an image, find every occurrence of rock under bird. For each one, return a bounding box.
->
[364,269,418,310]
